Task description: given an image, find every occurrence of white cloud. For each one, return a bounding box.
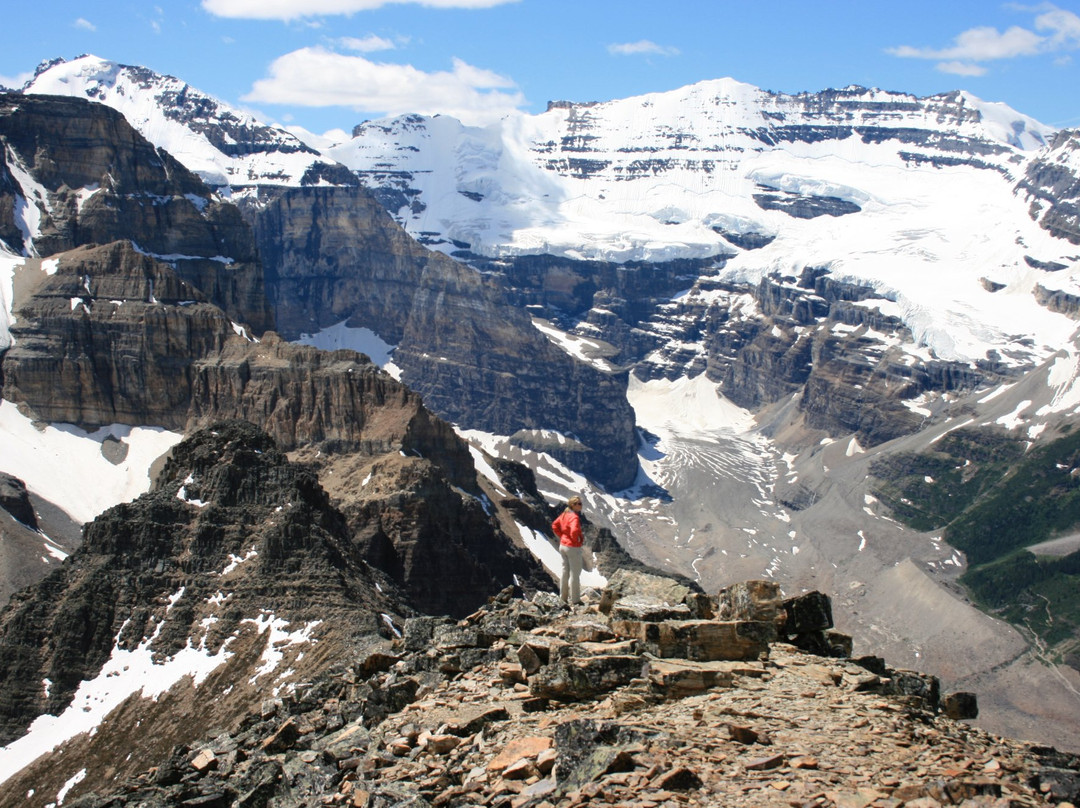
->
[0,71,32,90]
[888,4,1080,75]
[202,0,518,21]
[936,60,989,76]
[1036,6,1080,48]
[336,34,396,52]
[608,40,680,57]
[74,17,97,31]
[888,25,1043,61]
[242,47,525,125]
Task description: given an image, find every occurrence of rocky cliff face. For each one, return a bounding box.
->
[247,186,639,490]
[0,92,271,332]
[2,240,235,428]
[0,88,556,636]
[1019,128,1080,244]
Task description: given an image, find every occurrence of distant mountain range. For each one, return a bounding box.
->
[3,53,1080,759]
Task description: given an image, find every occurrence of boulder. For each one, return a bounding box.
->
[942,691,979,720]
[715,580,785,624]
[782,591,834,635]
[600,569,696,613]
[608,597,693,622]
[645,658,743,696]
[529,655,645,702]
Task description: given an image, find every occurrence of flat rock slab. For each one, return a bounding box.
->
[611,619,771,661]
[646,658,766,696]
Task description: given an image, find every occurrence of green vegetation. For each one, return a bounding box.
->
[870,426,1080,659]
[868,428,1025,532]
[947,429,1080,565]
[962,550,1080,651]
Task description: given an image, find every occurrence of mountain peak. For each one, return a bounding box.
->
[23,54,334,189]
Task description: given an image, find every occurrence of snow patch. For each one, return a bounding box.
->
[0,400,184,524]
[628,374,754,438]
[295,320,397,368]
[0,589,233,789]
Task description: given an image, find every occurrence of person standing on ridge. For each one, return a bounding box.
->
[553,495,585,607]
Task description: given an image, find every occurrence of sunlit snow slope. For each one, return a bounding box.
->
[329,81,1079,368]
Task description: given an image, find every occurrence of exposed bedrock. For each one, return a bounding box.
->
[1018,129,1080,244]
[2,241,234,428]
[0,93,271,331]
[248,186,639,490]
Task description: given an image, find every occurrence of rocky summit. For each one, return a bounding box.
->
[2,574,1077,808]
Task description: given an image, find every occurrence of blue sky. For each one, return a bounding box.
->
[2,1,1079,136]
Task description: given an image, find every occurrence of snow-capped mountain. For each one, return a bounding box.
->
[8,55,1080,753]
[330,81,1077,372]
[24,57,1079,372]
[22,55,349,190]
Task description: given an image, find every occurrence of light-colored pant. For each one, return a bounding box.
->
[560,544,583,604]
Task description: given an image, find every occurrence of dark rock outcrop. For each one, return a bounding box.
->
[0,472,36,529]
[1018,128,1080,244]
[0,477,81,609]
[0,421,407,747]
[753,189,861,219]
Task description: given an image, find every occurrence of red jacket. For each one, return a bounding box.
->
[552,509,583,548]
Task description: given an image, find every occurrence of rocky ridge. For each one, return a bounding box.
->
[5,574,1077,808]
[0,418,559,797]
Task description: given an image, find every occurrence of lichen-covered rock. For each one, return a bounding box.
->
[528,655,645,701]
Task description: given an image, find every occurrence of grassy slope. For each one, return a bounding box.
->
[869,426,1080,663]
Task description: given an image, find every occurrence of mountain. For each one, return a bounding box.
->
[6,55,1080,753]
[0,89,553,619]
[21,55,350,190]
[18,55,639,489]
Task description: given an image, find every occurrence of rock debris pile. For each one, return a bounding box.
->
[48,573,1079,808]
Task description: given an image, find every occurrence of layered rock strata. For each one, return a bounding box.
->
[0,93,271,331]
[2,241,235,427]
[247,186,639,489]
